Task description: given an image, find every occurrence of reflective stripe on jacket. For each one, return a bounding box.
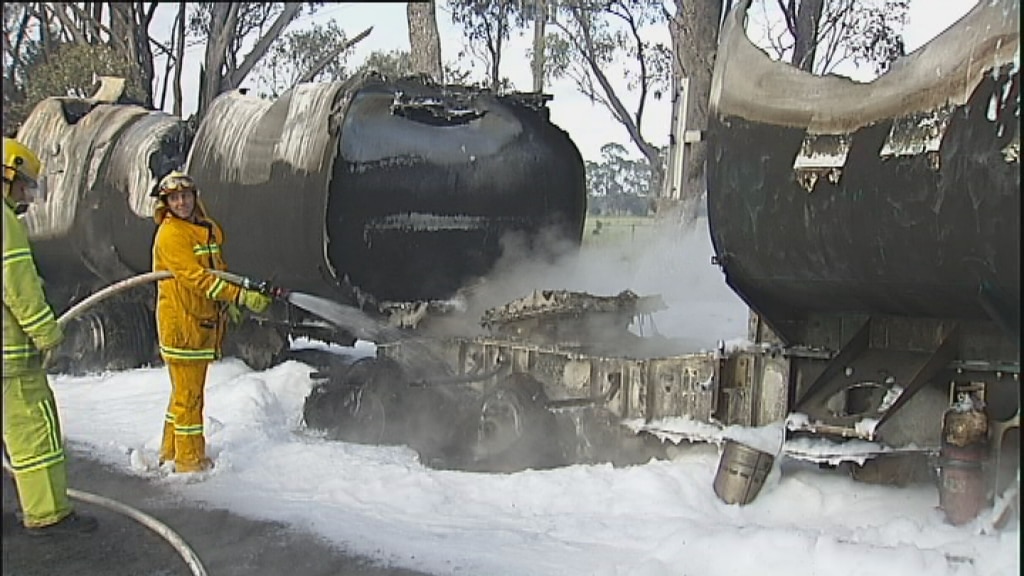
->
[152,200,242,363]
[2,198,64,376]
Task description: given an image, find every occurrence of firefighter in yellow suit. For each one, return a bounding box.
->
[151,171,271,473]
[3,137,97,534]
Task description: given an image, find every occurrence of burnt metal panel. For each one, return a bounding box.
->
[187,74,587,306]
[327,76,587,304]
[16,95,191,301]
[707,0,1020,344]
[186,80,352,301]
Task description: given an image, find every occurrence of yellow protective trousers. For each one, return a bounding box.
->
[2,370,74,528]
[159,361,211,472]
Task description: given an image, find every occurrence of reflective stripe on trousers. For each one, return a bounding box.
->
[159,361,211,470]
[3,371,73,527]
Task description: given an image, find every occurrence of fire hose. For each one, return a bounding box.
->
[6,268,295,576]
[8,268,428,575]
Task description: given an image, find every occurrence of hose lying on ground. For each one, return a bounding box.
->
[3,459,208,576]
[68,486,208,576]
[24,267,373,575]
[3,270,212,575]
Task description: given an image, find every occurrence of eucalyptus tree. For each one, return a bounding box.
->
[545,0,672,194]
[448,0,526,90]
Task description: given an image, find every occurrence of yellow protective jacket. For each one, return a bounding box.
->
[152,200,242,363]
[2,197,63,376]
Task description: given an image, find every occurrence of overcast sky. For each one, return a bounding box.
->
[147,0,979,162]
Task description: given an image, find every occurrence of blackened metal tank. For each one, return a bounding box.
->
[705,0,1020,345]
[15,78,192,303]
[187,73,587,306]
[14,79,194,371]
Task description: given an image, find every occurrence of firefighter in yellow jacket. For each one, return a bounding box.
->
[151,171,271,473]
[3,137,97,534]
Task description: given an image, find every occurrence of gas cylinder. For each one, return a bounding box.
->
[938,389,990,526]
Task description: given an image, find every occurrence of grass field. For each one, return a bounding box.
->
[582,215,658,247]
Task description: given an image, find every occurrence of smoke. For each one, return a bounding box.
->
[304,214,753,472]
[424,214,750,354]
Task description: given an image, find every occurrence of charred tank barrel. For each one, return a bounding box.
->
[706,0,1020,334]
[15,92,192,298]
[329,78,586,302]
[187,74,587,305]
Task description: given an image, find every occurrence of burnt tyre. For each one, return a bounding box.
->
[221,319,289,370]
[303,357,406,445]
[54,301,156,374]
[471,373,567,472]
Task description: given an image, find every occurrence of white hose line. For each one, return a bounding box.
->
[29,267,281,574]
[3,460,208,576]
[67,486,209,576]
[57,270,172,327]
[19,270,210,575]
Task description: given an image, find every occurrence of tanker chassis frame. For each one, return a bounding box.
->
[303,290,1020,502]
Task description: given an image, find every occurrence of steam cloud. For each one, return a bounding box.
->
[424,213,751,354]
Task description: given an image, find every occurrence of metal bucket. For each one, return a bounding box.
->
[713,439,775,505]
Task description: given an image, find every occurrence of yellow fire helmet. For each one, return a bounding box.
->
[153,170,197,198]
[3,137,42,195]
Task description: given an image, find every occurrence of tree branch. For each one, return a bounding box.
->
[228,2,302,88]
[296,26,372,85]
[49,3,90,45]
[7,8,32,83]
[173,0,184,116]
[775,0,797,37]
[610,6,648,143]
[144,1,160,26]
[569,6,657,163]
[199,2,234,111]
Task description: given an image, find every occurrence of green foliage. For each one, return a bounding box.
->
[253,21,352,98]
[7,43,148,127]
[354,50,472,86]
[447,0,524,89]
[356,49,413,79]
[585,142,654,216]
[187,3,318,44]
[443,63,474,86]
[842,0,908,74]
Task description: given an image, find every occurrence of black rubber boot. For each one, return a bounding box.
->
[25,512,98,536]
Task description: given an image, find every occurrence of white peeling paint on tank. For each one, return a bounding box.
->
[117,115,189,219]
[19,100,149,240]
[186,82,347,186]
[710,0,1019,132]
[186,92,273,185]
[275,82,348,174]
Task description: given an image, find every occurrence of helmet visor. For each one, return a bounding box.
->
[158,173,196,196]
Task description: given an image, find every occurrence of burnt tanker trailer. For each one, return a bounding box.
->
[186,73,586,307]
[15,73,587,371]
[15,77,193,370]
[705,0,1019,496]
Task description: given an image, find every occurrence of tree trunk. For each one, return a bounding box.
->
[407,1,443,82]
[131,5,156,108]
[490,42,501,90]
[666,0,725,219]
[531,0,546,92]
[173,0,185,117]
[791,0,823,71]
[198,3,236,118]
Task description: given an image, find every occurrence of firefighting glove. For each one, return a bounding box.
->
[237,289,272,314]
[226,303,244,325]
